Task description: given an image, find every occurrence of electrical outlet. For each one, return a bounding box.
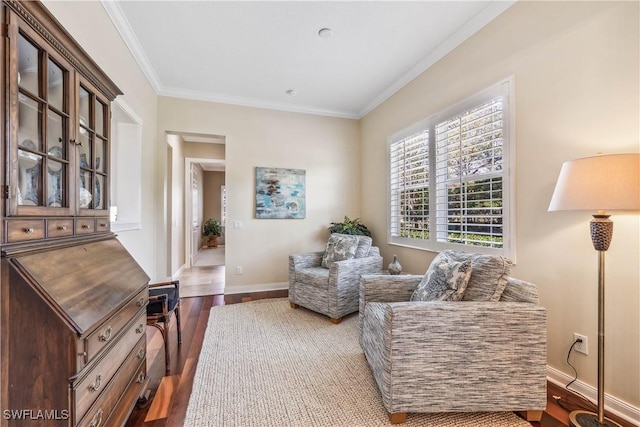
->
[573,333,588,355]
[236,266,243,275]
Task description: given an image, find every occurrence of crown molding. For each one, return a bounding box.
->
[100,0,163,93]
[358,1,516,118]
[159,86,361,120]
[100,0,514,120]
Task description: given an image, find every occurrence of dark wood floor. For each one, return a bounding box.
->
[125,292,633,427]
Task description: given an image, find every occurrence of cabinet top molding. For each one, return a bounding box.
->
[4,0,123,100]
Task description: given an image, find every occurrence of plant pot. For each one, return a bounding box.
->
[209,235,219,248]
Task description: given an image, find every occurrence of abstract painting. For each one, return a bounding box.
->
[255,167,305,219]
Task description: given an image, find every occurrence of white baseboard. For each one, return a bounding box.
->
[547,366,640,426]
[224,282,289,295]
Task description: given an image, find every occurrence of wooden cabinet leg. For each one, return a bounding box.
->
[290,302,298,309]
[329,317,342,324]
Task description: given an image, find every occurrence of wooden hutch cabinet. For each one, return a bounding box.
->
[0,1,150,426]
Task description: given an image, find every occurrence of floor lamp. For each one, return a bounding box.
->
[549,153,639,427]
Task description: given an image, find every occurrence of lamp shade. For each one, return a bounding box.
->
[549,153,640,212]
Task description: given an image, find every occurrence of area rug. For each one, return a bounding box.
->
[184,298,531,427]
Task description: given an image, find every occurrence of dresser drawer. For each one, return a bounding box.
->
[76,218,95,234]
[84,290,147,365]
[95,218,110,233]
[75,314,147,422]
[77,339,147,427]
[5,219,45,243]
[47,219,74,238]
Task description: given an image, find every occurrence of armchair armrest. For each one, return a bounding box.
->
[331,255,384,287]
[289,252,323,270]
[358,274,422,340]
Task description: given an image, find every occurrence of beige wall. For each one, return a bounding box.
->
[42,1,160,280]
[361,1,639,409]
[158,97,361,290]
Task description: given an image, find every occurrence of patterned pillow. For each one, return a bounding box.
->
[433,250,512,302]
[410,252,473,302]
[354,235,373,258]
[459,253,512,302]
[321,234,359,268]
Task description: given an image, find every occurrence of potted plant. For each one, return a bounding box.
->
[327,216,372,237]
[203,218,222,247]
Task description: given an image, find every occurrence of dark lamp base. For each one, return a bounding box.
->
[569,410,622,427]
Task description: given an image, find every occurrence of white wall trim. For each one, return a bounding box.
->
[358,1,516,118]
[160,86,361,120]
[224,282,289,296]
[100,0,163,93]
[547,366,640,426]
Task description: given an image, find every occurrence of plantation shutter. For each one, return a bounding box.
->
[389,129,430,240]
[434,97,505,248]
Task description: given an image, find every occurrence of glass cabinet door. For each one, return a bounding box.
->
[11,27,74,216]
[77,78,110,215]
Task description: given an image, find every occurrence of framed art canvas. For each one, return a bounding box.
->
[255,167,305,219]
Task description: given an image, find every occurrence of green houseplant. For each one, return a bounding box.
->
[203,218,222,247]
[327,216,372,237]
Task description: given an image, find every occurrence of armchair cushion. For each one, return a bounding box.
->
[295,267,329,289]
[410,252,473,302]
[321,234,359,268]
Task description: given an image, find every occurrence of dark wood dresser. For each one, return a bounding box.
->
[0,1,150,426]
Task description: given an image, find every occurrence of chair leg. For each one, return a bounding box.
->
[389,412,407,424]
[330,317,342,324]
[161,324,170,373]
[175,307,182,344]
[150,323,170,374]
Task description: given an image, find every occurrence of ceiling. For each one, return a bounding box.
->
[102,1,514,120]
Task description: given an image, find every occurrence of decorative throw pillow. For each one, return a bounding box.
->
[459,254,512,302]
[410,252,473,302]
[353,235,373,258]
[321,234,359,268]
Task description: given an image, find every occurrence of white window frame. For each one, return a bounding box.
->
[387,77,515,260]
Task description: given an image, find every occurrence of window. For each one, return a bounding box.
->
[388,78,514,258]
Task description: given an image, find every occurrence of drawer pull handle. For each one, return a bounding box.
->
[137,348,145,359]
[136,371,145,384]
[98,326,112,342]
[58,225,67,231]
[136,296,145,307]
[99,223,107,227]
[23,227,35,234]
[136,324,144,334]
[82,224,90,229]
[88,374,102,392]
[88,409,103,427]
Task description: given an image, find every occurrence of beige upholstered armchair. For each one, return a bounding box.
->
[289,233,383,323]
[359,251,547,424]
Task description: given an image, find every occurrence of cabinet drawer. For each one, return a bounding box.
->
[77,339,146,427]
[84,290,147,365]
[76,219,95,234]
[95,218,110,233]
[6,219,45,242]
[75,314,147,421]
[47,219,74,238]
